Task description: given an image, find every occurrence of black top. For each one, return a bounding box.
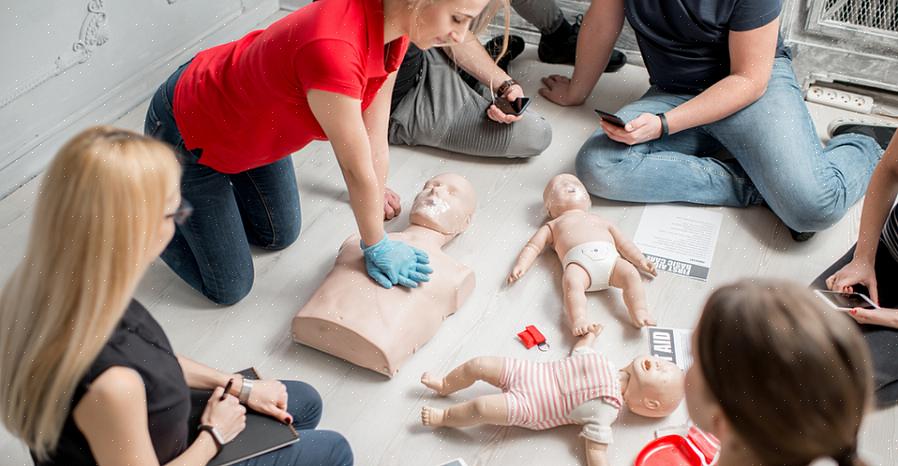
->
[391,44,424,110]
[34,300,191,466]
[882,205,898,263]
[624,0,786,94]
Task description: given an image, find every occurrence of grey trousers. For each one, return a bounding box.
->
[388,49,552,158]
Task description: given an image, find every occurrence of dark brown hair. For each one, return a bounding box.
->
[696,280,872,466]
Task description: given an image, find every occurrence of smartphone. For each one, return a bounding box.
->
[494,97,532,116]
[437,460,468,466]
[814,290,878,311]
[594,109,626,127]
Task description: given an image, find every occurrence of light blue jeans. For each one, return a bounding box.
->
[575,57,883,232]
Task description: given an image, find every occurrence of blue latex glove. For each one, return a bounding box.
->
[361,234,433,289]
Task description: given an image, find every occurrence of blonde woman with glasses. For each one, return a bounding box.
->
[0,127,352,466]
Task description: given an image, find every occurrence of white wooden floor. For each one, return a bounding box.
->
[2,10,897,466]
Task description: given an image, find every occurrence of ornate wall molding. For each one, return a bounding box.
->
[0,0,109,109]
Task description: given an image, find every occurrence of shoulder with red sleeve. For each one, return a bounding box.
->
[172,0,408,174]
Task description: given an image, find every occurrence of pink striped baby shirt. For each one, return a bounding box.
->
[500,350,622,431]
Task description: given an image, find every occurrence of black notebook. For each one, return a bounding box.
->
[188,368,299,466]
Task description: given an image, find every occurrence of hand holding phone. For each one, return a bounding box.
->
[494,96,532,116]
[814,290,878,311]
[594,109,626,127]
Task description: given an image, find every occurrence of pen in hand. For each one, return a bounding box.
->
[220,378,234,401]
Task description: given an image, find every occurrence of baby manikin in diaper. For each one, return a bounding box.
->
[507,174,658,334]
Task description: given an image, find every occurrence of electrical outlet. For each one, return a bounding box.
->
[806,85,874,113]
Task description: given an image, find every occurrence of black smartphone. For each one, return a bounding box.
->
[594,109,626,127]
[494,97,532,116]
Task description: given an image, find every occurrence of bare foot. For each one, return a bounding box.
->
[629,309,656,328]
[587,323,604,335]
[421,372,447,396]
[571,317,600,336]
[421,406,446,427]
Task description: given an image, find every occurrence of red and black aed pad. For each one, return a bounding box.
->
[635,426,720,466]
[517,325,549,351]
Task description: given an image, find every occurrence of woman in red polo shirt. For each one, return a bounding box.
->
[145,0,506,305]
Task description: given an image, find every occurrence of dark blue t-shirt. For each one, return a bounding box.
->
[625,0,785,94]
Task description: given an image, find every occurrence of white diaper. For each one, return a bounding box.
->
[562,241,619,292]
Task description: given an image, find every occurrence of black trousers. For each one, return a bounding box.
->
[812,239,898,406]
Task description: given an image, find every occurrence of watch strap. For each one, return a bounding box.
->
[238,377,253,404]
[657,112,669,138]
[495,79,518,98]
[198,424,223,453]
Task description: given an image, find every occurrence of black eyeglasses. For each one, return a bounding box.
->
[166,199,193,225]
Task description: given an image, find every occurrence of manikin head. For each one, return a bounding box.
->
[621,355,685,418]
[410,174,477,235]
[543,174,592,218]
[685,280,872,466]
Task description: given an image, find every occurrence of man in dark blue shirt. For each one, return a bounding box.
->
[539,0,893,241]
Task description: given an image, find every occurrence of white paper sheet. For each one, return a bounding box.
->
[633,205,723,281]
[648,327,693,370]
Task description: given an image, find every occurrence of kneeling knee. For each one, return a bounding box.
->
[204,273,253,306]
[263,216,302,251]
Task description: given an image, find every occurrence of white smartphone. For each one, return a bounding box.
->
[438,460,469,466]
[814,290,878,311]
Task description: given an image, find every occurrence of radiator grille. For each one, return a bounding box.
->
[822,0,898,35]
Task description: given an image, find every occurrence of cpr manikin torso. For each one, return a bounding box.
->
[292,174,477,377]
[508,174,659,335]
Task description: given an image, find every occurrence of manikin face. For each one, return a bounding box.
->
[410,173,477,235]
[623,355,686,418]
[408,0,491,49]
[543,174,591,218]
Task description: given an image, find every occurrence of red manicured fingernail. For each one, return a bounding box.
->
[850,309,857,315]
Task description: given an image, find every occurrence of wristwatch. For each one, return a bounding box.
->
[495,79,519,98]
[238,377,254,404]
[198,424,224,453]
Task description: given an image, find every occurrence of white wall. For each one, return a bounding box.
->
[279,0,311,10]
[0,0,280,198]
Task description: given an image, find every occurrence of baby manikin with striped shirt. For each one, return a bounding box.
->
[420,329,685,465]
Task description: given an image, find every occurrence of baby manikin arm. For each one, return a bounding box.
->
[508,225,553,284]
[608,224,656,276]
[585,439,610,466]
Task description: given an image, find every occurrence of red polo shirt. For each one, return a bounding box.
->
[173,0,408,173]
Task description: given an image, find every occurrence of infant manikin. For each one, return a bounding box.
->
[420,329,685,465]
[508,174,658,334]
[293,174,477,376]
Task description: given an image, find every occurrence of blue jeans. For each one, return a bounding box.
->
[575,57,883,232]
[234,381,353,466]
[145,62,302,305]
